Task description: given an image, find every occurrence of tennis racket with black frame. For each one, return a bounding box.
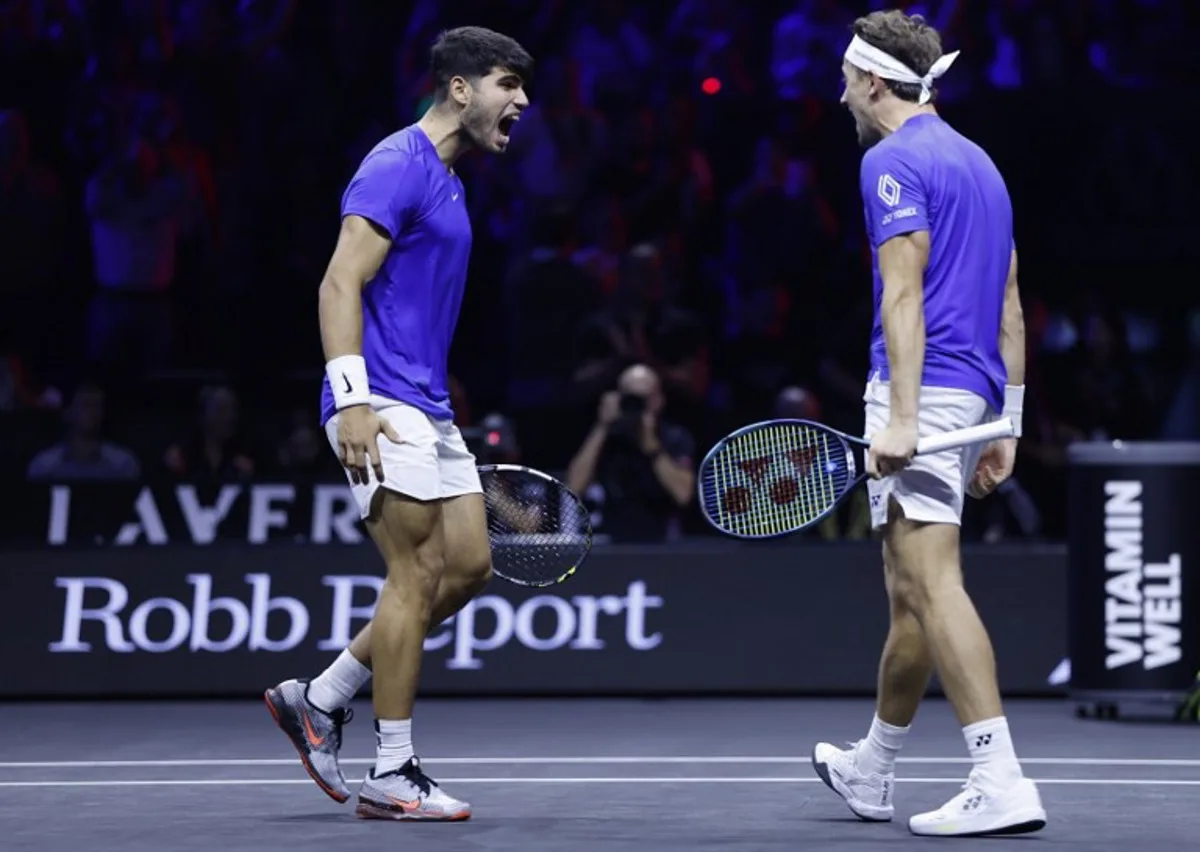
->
[697,417,1015,540]
[478,464,593,587]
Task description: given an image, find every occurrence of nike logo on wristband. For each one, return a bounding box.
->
[342,375,353,394]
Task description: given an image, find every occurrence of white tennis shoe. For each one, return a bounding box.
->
[811,740,895,821]
[908,771,1046,837]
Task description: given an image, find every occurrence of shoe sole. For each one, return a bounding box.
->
[811,747,892,822]
[263,689,350,804]
[909,810,1047,838]
[355,800,471,822]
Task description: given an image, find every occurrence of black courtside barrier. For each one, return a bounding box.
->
[1067,441,1200,715]
[0,480,1068,699]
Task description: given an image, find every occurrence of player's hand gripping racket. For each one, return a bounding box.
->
[697,417,1015,539]
[478,464,593,587]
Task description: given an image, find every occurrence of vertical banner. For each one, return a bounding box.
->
[1067,442,1200,700]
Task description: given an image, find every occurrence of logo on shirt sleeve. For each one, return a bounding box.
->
[877,174,901,208]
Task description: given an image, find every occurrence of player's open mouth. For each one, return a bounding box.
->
[497,113,519,140]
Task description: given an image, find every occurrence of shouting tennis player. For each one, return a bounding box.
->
[263,26,533,821]
[809,10,1045,837]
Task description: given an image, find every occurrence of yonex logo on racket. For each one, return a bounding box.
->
[719,445,821,518]
[701,417,1013,539]
[877,173,901,207]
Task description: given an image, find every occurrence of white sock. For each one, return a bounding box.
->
[963,716,1023,794]
[306,649,372,714]
[374,718,414,776]
[856,714,910,776]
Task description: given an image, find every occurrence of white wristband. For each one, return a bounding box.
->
[1002,384,1024,438]
[327,354,371,410]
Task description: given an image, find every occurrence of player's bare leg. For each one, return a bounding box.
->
[882,501,1044,836]
[263,491,442,804]
[813,502,933,822]
[365,491,441,723]
[876,519,936,727]
[436,492,494,610]
[884,502,1005,721]
[312,492,492,679]
[353,490,470,820]
[268,494,491,807]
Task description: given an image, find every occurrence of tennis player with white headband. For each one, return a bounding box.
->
[842,32,958,106]
[808,9,1046,839]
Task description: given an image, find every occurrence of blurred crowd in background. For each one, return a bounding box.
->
[2,0,1198,543]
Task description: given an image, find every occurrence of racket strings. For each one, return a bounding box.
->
[701,424,850,537]
[482,469,591,586]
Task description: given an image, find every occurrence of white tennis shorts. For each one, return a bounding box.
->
[324,400,482,519]
[862,371,996,529]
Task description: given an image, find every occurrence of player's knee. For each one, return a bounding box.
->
[887,569,925,616]
[886,551,940,617]
[384,544,445,602]
[453,549,493,596]
[883,564,912,620]
[890,557,964,618]
[469,547,493,586]
[468,558,493,595]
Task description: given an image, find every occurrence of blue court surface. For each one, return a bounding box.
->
[2,697,1196,851]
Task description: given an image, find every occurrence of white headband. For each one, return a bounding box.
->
[843,34,959,105]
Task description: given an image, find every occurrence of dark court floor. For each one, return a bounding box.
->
[2,697,1197,851]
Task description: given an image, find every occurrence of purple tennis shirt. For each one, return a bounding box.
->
[320,125,472,424]
[859,113,1013,411]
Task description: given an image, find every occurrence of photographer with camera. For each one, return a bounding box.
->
[566,364,695,542]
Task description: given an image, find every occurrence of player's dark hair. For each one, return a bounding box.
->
[430,26,534,102]
[852,10,944,103]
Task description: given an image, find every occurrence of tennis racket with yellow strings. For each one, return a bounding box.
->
[478,464,593,587]
[697,417,1015,539]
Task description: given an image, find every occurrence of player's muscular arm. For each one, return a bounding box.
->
[320,214,400,484]
[968,249,1024,497]
[878,231,930,427]
[318,215,391,363]
[999,249,1025,386]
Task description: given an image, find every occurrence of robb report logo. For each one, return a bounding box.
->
[49,575,664,669]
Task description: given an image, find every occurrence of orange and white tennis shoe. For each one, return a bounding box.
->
[264,678,354,803]
[355,757,471,821]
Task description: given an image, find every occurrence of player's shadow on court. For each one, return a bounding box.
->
[267,813,495,833]
[266,813,349,824]
[808,816,874,823]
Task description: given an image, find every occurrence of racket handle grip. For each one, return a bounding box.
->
[915,417,1016,454]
